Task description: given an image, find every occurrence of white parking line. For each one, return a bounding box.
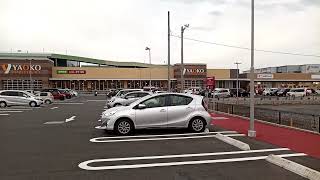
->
[0,111,23,113]
[81,148,290,162]
[0,114,9,116]
[78,153,306,171]
[94,131,235,139]
[87,100,106,102]
[50,107,58,110]
[0,109,33,111]
[44,121,65,124]
[91,131,237,140]
[90,133,245,143]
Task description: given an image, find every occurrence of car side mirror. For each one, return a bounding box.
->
[137,104,146,109]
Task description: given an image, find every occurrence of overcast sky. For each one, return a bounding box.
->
[1,0,319,70]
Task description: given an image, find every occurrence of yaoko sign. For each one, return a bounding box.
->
[1,63,42,75]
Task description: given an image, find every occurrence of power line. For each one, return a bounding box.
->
[170,34,320,58]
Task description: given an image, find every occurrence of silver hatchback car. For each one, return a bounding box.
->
[100,93,212,135]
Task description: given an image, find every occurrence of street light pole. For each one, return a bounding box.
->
[167,11,171,92]
[181,24,189,93]
[248,0,256,137]
[145,47,151,88]
[29,59,33,90]
[234,62,241,104]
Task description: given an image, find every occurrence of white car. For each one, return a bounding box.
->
[262,88,278,96]
[213,88,230,98]
[107,89,143,103]
[0,90,43,108]
[106,91,152,108]
[36,92,54,104]
[287,88,306,97]
[99,93,212,135]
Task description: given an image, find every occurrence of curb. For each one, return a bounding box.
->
[266,154,320,180]
[210,110,320,135]
[215,133,250,151]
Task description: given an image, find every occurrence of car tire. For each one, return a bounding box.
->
[45,100,52,104]
[189,117,206,133]
[0,101,7,108]
[29,101,37,107]
[114,118,134,135]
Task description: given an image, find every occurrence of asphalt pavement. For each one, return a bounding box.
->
[0,95,319,180]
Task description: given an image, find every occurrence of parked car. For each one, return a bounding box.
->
[316,89,320,94]
[100,93,211,135]
[108,89,143,102]
[58,89,72,99]
[107,91,152,108]
[287,88,306,97]
[35,92,54,104]
[276,88,290,97]
[262,88,279,96]
[154,91,167,94]
[305,88,316,96]
[213,88,230,98]
[229,88,250,97]
[42,89,66,100]
[184,87,202,95]
[0,90,43,108]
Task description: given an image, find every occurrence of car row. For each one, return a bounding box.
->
[262,88,318,97]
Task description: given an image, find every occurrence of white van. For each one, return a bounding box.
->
[0,90,43,108]
[213,88,230,98]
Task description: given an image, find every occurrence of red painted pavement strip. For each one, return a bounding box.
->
[210,113,320,159]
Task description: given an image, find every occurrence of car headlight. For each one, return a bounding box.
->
[102,110,117,118]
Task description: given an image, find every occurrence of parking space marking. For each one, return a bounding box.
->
[91,131,237,140]
[78,153,306,171]
[0,108,33,111]
[87,100,106,102]
[65,116,76,122]
[50,107,58,110]
[0,111,23,113]
[90,133,245,143]
[0,114,9,116]
[44,121,65,124]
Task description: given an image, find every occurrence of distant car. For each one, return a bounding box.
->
[229,88,249,97]
[58,89,72,99]
[184,87,202,95]
[262,88,279,96]
[287,88,306,97]
[316,89,320,94]
[213,88,230,98]
[154,91,167,94]
[106,91,152,108]
[305,88,316,96]
[277,88,290,97]
[99,93,211,135]
[0,90,42,108]
[36,92,54,104]
[108,89,143,103]
[42,89,65,100]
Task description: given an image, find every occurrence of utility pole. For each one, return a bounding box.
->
[235,62,242,104]
[167,11,171,92]
[181,24,189,93]
[248,0,256,137]
[29,59,33,90]
[145,47,151,88]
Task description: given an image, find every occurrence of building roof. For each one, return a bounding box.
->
[0,53,164,68]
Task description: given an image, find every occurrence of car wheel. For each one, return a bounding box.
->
[0,101,7,108]
[189,117,206,133]
[29,101,37,107]
[114,119,133,135]
[45,100,52,104]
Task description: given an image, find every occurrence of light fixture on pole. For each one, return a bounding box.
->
[234,62,242,104]
[145,47,152,88]
[248,0,256,137]
[181,24,189,92]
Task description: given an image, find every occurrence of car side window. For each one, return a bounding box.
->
[0,91,8,96]
[168,95,193,106]
[138,93,149,97]
[141,96,166,108]
[40,93,47,96]
[7,91,19,96]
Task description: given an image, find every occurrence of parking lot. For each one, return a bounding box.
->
[1,95,319,180]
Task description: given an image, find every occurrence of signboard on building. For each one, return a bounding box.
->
[257,74,274,79]
[57,70,86,74]
[306,65,320,73]
[311,75,320,79]
[206,77,215,90]
[0,63,42,75]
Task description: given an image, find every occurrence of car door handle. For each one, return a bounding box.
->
[160,109,166,112]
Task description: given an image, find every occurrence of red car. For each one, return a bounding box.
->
[58,89,72,99]
[42,89,65,100]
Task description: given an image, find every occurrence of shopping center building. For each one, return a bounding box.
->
[0,53,319,91]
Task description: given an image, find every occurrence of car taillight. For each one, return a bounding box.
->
[202,99,208,111]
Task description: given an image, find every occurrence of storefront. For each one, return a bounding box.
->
[0,59,53,90]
